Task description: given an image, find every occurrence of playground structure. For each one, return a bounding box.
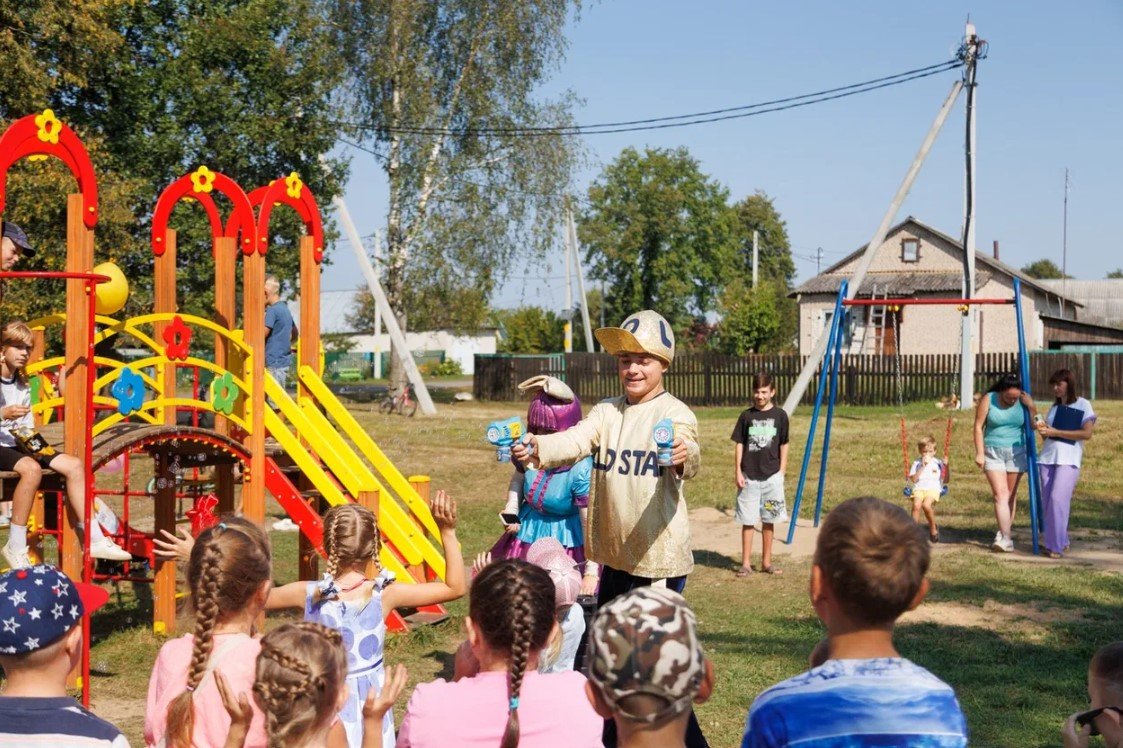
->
[0,111,448,703]
[786,280,1045,554]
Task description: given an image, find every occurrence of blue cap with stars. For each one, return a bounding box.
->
[0,565,108,654]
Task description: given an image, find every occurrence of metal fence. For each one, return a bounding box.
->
[474,351,1123,405]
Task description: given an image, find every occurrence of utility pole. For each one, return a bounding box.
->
[752,230,759,288]
[816,247,824,275]
[563,212,573,353]
[567,206,595,352]
[1062,167,1069,317]
[782,76,965,414]
[958,21,983,411]
[372,227,383,379]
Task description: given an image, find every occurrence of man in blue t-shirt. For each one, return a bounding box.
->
[263,275,298,390]
[742,497,968,747]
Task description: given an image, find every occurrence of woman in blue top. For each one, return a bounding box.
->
[973,374,1038,553]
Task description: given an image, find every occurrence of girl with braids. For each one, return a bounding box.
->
[265,490,466,748]
[219,622,408,748]
[144,517,272,748]
[397,559,601,747]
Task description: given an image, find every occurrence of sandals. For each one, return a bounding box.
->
[929,531,939,544]
[1046,550,1063,559]
[761,565,783,575]
[735,566,753,577]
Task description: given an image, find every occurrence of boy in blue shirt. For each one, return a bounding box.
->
[743,496,968,748]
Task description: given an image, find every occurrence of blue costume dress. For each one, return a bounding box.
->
[491,456,593,565]
[304,572,393,748]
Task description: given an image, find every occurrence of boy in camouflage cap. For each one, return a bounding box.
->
[585,586,714,747]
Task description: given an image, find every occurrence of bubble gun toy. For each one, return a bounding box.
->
[653,418,675,466]
[486,417,525,462]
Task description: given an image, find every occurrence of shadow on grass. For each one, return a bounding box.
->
[694,548,736,571]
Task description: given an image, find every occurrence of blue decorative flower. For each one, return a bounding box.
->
[111,368,145,415]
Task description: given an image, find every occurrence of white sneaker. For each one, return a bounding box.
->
[2,543,31,570]
[90,536,133,562]
[999,535,1015,553]
[272,518,299,532]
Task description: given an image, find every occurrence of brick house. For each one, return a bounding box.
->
[790,217,1123,356]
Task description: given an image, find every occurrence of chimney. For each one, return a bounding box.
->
[992,240,999,260]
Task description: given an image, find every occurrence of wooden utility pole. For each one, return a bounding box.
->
[959,22,982,410]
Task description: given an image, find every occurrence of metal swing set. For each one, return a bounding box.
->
[785,277,1046,555]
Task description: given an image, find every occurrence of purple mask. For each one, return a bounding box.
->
[527,391,582,434]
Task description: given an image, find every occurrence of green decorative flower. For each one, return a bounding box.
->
[210,371,239,415]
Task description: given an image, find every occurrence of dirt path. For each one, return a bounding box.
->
[689,507,1123,575]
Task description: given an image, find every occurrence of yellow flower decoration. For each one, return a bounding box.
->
[190,166,216,194]
[35,109,62,145]
[284,171,303,199]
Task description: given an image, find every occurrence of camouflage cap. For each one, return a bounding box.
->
[586,586,705,724]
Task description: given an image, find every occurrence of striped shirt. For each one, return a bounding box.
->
[0,696,129,746]
[743,658,968,747]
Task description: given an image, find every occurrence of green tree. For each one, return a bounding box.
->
[1107,268,1123,279]
[730,191,797,351]
[1,0,346,338]
[712,278,782,355]
[1021,259,1068,279]
[328,0,581,388]
[578,146,738,333]
[493,306,564,353]
[347,282,490,335]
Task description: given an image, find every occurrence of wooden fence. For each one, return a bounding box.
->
[473,351,1123,406]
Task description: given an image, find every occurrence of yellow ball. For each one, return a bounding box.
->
[93,261,129,315]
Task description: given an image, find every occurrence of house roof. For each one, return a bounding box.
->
[793,270,992,296]
[792,216,1083,307]
[1038,279,1123,325]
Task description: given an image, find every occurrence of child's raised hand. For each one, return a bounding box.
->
[1061,712,1091,748]
[215,670,253,744]
[430,490,457,532]
[363,663,408,725]
[471,551,493,577]
[154,528,194,563]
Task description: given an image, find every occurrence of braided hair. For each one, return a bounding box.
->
[164,517,271,748]
[254,622,347,748]
[322,503,380,579]
[469,559,555,748]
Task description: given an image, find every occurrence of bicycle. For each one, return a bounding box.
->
[379,383,418,417]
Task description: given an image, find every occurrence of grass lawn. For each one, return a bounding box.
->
[19,398,1123,747]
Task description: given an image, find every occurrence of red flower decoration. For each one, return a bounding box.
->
[187,494,220,537]
[162,315,192,360]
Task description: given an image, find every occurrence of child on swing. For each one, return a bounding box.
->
[908,435,944,544]
[0,321,131,569]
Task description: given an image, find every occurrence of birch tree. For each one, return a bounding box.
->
[329,0,581,388]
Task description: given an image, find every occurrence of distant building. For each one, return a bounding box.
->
[790,217,1123,356]
[290,289,498,374]
[1038,279,1123,330]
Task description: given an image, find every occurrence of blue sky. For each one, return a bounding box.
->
[323,0,1123,313]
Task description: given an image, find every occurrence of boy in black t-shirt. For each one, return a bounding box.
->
[730,372,789,576]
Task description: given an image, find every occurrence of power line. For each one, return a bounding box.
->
[336,58,962,138]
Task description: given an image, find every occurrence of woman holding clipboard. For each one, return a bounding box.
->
[1035,368,1097,559]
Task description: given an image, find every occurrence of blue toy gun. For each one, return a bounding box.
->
[486,417,525,463]
[653,418,675,466]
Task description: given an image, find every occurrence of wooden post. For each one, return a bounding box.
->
[213,236,237,513]
[296,235,322,580]
[154,228,177,426]
[61,193,93,581]
[152,451,178,634]
[242,253,266,521]
[408,475,433,581]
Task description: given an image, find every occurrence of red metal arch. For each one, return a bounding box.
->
[247,174,325,262]
[150,170,255,256]
[0,111,99,227]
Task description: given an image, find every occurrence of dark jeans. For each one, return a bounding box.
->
[595,566,709,748]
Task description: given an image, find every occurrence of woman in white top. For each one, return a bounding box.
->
[1035,369,1096,559]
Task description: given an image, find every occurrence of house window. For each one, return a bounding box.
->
[901,237,920,263]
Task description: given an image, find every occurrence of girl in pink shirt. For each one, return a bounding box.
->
[396,559,602,747]
[144,518,272,748]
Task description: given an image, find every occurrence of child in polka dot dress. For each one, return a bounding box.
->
[266,491,466,747]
